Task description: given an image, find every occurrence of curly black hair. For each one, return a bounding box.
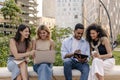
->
[86,23,107,43]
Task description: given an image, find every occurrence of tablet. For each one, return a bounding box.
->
[74,53,88,59]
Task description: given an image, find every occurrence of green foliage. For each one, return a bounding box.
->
[1,27,120,67]
[113,51,120,65]
[1,0,22,24]
[0,36,120,67]
[117,45,120,48]
[30,25,36,37]
[54,53,63,66]
[0,37,9,67]
[117,34,120,44]
[51,26,72,66]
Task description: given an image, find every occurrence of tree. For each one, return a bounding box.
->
[0,37,9,67]
[30,25,36,37]
[1,0,22,24]
[51,26,72,66]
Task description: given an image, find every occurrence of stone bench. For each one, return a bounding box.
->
[0,66,120,80]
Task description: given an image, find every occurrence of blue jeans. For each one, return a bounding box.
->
[64,58,89,80]
[33,63,52,80]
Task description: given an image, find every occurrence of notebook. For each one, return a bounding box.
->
[34,50,56,64]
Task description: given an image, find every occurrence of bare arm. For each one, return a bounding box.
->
[100,37,112,59]
[50,39,55,50]
[32,39,36,50]
[10,39,34,59]
[26,42,32,51]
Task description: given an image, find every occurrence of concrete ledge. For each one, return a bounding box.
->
[0,66,120,80]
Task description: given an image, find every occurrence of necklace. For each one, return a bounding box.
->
[91,39,101,52]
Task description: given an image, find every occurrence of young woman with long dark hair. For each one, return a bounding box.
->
[7,24,35,80]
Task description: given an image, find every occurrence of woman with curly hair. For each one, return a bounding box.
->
[86,23,115,80]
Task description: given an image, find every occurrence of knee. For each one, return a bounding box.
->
[40,64,48,67]
[40,64,48,68]
[63,58,72,66]
[82,64,90,74]
[93,58,103,63]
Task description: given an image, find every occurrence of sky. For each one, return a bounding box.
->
[37,0,42,17]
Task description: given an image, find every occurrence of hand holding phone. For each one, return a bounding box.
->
[91,51,100,58]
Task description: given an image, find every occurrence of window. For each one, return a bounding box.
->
[74,15,78,19]
[62,3,65,6]
[63,8,66,11]
[68,12,71,15]
[68,3,70,6]
[73,8,76,11]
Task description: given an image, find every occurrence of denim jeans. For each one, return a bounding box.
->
[33,63,52,80]
[64,58,89,80]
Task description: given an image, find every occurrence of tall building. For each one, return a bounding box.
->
[0,0,14,35]
[37,0,56,27]
[56,0,83,28]
[42,0,55,18]
[83,0,120,41]
[83,0,100,27]
[17,0,38,26]
[38,17,55,28]
[0,0,38,35]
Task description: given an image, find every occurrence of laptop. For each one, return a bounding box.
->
[34,50,56,64]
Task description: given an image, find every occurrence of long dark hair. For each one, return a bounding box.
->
[86,23,107,43]
[14,24,31,49]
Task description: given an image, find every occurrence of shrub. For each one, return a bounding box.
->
[117,34,120,44]
[0,26,72,67]
[0,37,9,67]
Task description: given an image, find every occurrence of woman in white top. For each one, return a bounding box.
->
[86,23,115,80]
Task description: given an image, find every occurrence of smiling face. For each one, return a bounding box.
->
[20,27,30,39]
[74,29,84,40]
[39,30,48,40]
[90,30,99,40]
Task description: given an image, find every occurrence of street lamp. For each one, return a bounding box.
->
[98,0,113,42]
[98,0,118,49]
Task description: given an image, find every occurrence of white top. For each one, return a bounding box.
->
[72,37,80,53]
[61,36,90,60]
